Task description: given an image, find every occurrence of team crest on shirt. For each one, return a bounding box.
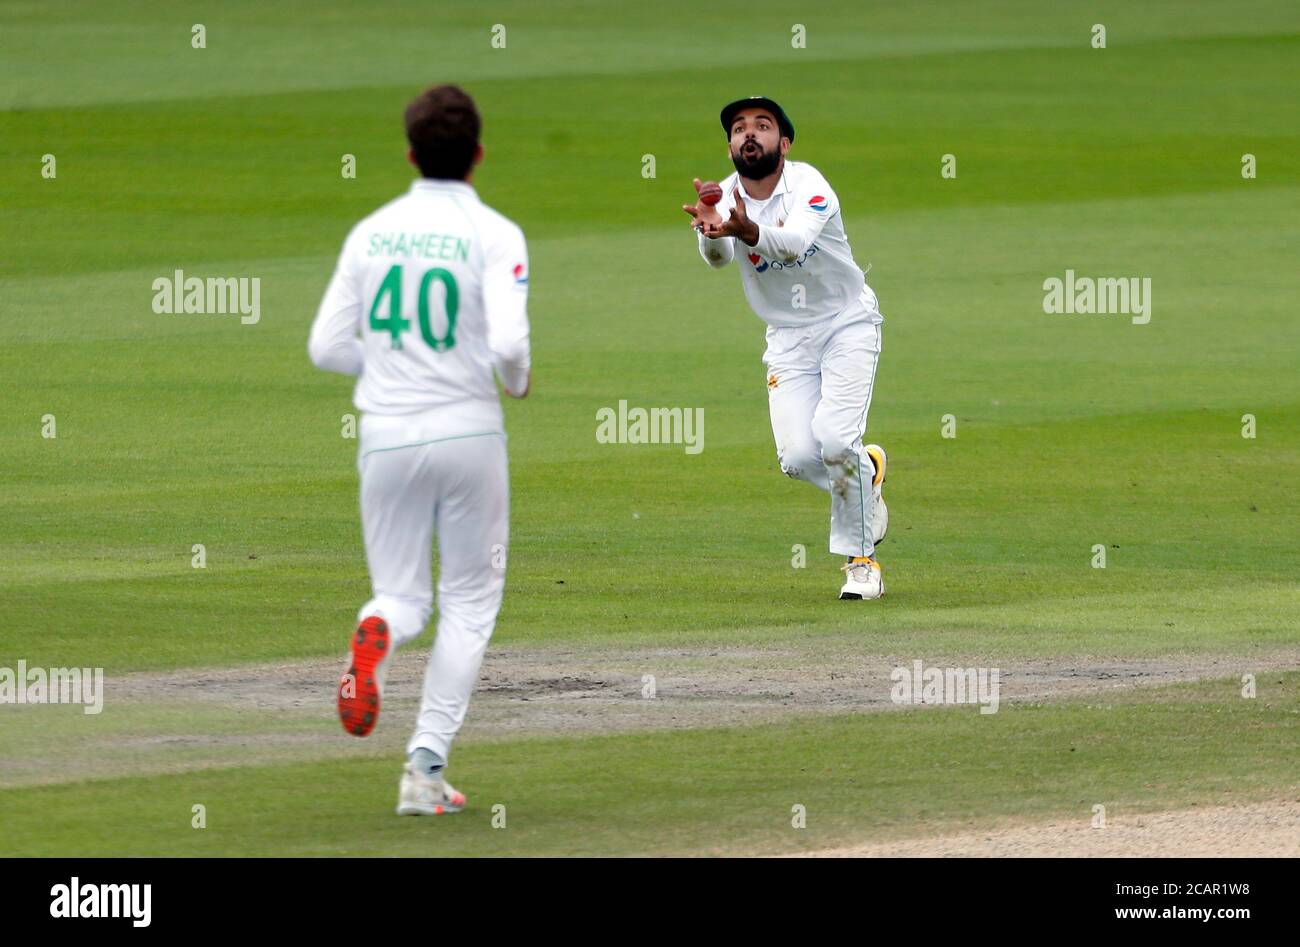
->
[512,263,528,284]
[807,195,828,212]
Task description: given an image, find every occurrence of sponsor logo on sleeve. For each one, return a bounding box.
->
[512,263,528,285]
[807,195,828,212]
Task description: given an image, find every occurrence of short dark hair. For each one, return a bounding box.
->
[404,84,481,180]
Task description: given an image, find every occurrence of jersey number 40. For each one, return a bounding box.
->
[368,264,458,352]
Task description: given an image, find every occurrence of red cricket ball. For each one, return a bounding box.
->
[698,181,723,206]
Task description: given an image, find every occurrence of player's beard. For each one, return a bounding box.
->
[731,139,780,180]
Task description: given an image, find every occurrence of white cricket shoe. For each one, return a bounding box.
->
[396,766,466,816]
[839,556,884,600]
[864,443,888,545]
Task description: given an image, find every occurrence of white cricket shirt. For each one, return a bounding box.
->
[697,160,881,328]
[309,178,531,438]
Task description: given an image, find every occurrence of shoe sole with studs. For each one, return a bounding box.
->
[338,616,388,737]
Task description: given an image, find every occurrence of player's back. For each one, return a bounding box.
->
[342,179,528,428]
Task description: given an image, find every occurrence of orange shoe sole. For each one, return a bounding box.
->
[338,616,388,737]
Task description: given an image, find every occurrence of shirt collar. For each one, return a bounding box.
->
[410,178,478,199]
[772,164,793,196]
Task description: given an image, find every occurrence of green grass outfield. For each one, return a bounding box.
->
[1,1,1297,855]
[2,675,1297,857]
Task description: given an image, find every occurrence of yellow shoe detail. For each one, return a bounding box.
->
[864,445,886,489]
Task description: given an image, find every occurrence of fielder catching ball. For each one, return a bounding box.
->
[683,96,888,599]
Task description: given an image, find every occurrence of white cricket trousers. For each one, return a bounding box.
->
[763,306,883,558]
[355,426,509,763]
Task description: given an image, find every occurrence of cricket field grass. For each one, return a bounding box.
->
[1,0,1297,856]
